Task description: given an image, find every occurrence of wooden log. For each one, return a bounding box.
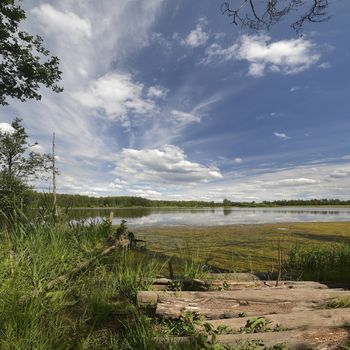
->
[197,308,350,332]
[138,289,350,307]
[46,245,116,290]
[138,289,350,319]
[169,328,349,350]
[155,301,309,320]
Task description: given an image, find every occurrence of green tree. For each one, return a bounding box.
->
[223,198,232,207]
[0,0,63,106]
[0,118,52,217]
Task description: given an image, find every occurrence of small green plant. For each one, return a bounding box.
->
[217,280,229,291]
[169,279,183,291]
[325,297,350,309]
[240,317,270,334]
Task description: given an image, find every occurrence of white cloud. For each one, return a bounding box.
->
[30,144,45,154]
[172,162,350,202]
[170,110,201,124]
[32,4,92,40]
[114,145,222,184]
[74,72,156,121]
[147,86,168,99]
[128,188,161,198]
[329,170,349,179]
[0,123,15,134]
[290,86,301,92]
[318,62,331,69]
[273,132,290,140]
[234,157,243,164]
[278,178,319,186]
[204,34,321,77]
[183,22,209,48]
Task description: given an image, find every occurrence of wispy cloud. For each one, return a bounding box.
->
[273,132,290,140]
[32,4,92,40]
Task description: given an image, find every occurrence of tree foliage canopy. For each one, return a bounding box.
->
[222,0,331,32]
[0,0,63,106]
[0,118,53,214]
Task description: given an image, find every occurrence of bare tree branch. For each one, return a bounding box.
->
[222,0,331,33]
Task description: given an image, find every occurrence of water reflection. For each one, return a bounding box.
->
[68,207,350,227]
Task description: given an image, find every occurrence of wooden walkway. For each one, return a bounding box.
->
[138,274,350,349]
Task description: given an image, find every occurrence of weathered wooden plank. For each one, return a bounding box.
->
[138,289,350,319]
[197,308,350,332]
[168,328,349,349]
[138,289,350,307]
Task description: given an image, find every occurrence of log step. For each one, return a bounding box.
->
[138,289,350,306]
[171,328,350,350]
[197,308,350,332]
[138,289,350,319]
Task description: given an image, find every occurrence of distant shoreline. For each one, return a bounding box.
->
[68,205,350,210]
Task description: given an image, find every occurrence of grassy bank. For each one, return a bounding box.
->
[0,218,163,349]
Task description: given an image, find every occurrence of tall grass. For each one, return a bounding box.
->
[286,243,350,281]
[0,208,164,349]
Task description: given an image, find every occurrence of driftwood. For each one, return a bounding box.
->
[138,289,350,306]
[46,245,116,290]
[168,328,349,350]
[197,308,350,332]
[138,289,350,319]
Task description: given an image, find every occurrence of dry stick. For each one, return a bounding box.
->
[168,261,174,280]
[276,238,282,287]
[46,244,116,290]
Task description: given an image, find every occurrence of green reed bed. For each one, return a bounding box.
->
[286,243,350,282]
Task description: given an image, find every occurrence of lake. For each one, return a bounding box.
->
[69,207,350,227]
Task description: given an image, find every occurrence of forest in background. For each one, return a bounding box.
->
[30,192,350,208]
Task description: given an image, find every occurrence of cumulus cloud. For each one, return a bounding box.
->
[32,4,92,39]
[114,145,222,184]
[234,157,243,164]
[183,19,209,48]
[274,132,290,140]
[0,123,15,134]
[128,188,161,198]
[204,34,320,77]
[74,73,156,122]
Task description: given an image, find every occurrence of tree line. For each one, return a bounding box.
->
[28,193,350,209]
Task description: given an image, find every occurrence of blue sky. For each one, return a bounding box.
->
[0,0,349,201]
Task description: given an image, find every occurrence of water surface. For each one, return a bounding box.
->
[69,207,350,227]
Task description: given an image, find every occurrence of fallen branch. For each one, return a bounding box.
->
[46,244,116,290]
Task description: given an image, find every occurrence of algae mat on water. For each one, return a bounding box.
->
[135,222,350,272]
